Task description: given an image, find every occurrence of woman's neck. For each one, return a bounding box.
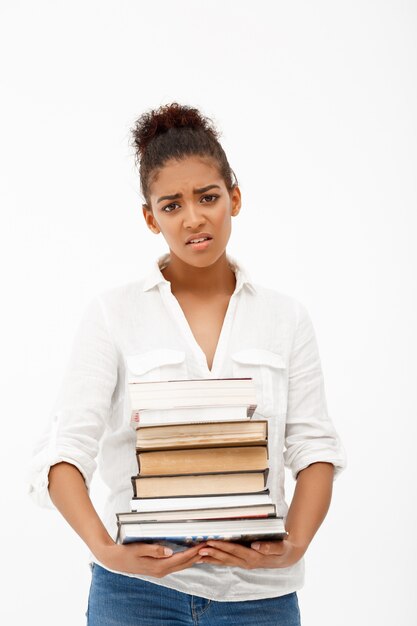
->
[161,251,236,297]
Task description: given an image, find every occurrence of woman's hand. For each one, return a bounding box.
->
[196,538,307,569]
[94,540,207,578]
[195,464,336,570]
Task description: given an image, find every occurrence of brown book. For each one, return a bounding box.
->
[136,445,268,476]
[131,469,269,498]
[136,420,268,450]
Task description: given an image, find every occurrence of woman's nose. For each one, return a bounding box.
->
[182,203,206,229]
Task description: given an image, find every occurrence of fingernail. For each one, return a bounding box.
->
[251,542,260,550]
[164,547,173,556]
[199,550,209,555]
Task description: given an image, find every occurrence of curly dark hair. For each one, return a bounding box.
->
[130,102,238,209]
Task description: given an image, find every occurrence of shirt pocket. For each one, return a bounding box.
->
[123,349,188,428]
[231,348,287,418]
[125,348,188,383]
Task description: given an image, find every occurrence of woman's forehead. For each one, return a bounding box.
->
[149,156,223,192]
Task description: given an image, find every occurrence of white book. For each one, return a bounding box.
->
[128,389,257,408]
[130,491,272,512]
[132,404,254,426]
[128,378,257,409]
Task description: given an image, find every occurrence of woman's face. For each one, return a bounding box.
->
[142,155,241,268]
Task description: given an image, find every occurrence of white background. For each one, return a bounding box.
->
[2,1,416,624]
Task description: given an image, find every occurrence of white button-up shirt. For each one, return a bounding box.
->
[28,251,346,601]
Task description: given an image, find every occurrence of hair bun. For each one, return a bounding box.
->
[132,102,219,158]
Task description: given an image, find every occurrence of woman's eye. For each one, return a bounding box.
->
[162,202,179,213]
[201,194,218,203]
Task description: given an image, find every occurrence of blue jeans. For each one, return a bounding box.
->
[86,563,301,626]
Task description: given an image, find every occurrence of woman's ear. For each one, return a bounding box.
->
[230,185,242,217]
[142,204,161,234]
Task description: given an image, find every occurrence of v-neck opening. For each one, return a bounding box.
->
[158,257,239,377]
[165,285,236,377]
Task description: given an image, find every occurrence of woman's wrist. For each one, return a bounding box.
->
[285,530,310,552]
[88,534,116,560]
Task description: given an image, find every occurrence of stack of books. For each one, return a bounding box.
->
[116,377,287,547]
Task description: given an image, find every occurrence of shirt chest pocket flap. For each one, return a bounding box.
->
[125,348,187,383]
[231,348,287,418]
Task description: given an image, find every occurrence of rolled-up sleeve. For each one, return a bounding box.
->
[284,300,347,480]
[28,294,119,508]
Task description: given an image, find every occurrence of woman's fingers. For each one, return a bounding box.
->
[156,548,207,577]
[196,539,290,569]
[198,543,251,568]
[251,540,286,556]
[166,552,206,575]
[132,542,175,558]
[204,540,253,558]
[131,539,290,573]
[133,541,207,562]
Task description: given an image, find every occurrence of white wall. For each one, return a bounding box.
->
[2,1,416,624]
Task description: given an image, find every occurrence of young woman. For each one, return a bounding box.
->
[29,102,346,625]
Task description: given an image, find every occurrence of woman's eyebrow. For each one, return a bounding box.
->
[157,184,221,204]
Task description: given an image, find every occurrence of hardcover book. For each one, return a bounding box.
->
[117,503,277,524]
[131,469,269,498]
[136,445,268,476]
[116,516,287,547]
[129,489,273,512]
[135,419,268,449]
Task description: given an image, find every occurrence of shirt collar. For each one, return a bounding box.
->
[142,251,257,295]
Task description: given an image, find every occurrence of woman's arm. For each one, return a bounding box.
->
[196,461,334,568]
[48,462,115,555]
[48,461,206,577]
[283,461,334,553]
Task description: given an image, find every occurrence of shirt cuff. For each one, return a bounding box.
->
[288,450,347,481]
[27,454,92,509]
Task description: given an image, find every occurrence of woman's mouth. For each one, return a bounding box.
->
[186,236,213,251]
